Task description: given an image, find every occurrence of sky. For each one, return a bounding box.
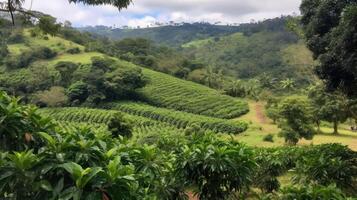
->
[21,0,302,27]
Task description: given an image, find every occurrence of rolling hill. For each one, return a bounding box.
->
[0,28,249,134]
[79,23,242,46]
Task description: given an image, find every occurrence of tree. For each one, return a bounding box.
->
[103,67,147,100]
[278,96,315,145]
[67,81,89,104]
[280,78,295,91]
[38,16,61,36]
[293,144,357,192]
[176,134,256,200]
[300,0,357,97]
[309,85,349,135]
[55,61,78,87]
[1,0,133,25]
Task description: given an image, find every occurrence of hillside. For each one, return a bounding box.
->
[183,31,315,84]
[79,23,242,46]
[80,17,316,87]
[0,28,248,132]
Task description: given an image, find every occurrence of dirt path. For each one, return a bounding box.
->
[254,102,268,124]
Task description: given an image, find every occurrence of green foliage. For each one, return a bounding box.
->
[66,47,81,54]
[300,0,357,97]
[69,0,133,9]
[108,113,133,138]
[278,96,315,145]
[176,134,257,200]
[293,144,357,192]
[7,29,25,44]
[253,148,290,193]
[139,69,249,119]
[277,184,348,200]
[38,16,61,36]
[308,85,350,134]
[0,92,186,199]
[263,134,274,143]
[32,86,68,107]
[104,67,147,99]
[0,91,54,151]
[111,102,248,134]
[81,22,242,46]
[67,81,89,105]
[55,61,79,86]
[5,47,57,69]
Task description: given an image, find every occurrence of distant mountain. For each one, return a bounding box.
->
[78,23,243,46]
[78,17,295,47]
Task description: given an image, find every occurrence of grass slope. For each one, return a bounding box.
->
[230,101,357,150]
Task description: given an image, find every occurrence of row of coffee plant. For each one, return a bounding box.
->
[107,101,248,134]
[1,92,355,199]
[140,68,249,119]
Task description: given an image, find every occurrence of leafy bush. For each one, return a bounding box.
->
[0,92,186,200]
[278,184,348,200]
[293,144,357,192]
[108,113,133,138]
[176,134,257,200]
[66,47,81,54]
[7,30,25,43]
[263,134,274,143]
[67,81,89,104]
[278,96,315,145]
[5,47,57,69]
[55,61,78,86]
[0,91,54,151]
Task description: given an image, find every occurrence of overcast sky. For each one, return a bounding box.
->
[22,0,302,27]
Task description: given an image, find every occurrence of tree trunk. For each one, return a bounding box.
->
[333,120,339,135]
[316,121,321,133]
[8,0,15,25]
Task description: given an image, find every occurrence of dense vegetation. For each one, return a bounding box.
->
[0,2,357,199]
[81,17,316,92]
[80,23,243,46]
[1,92,356,199]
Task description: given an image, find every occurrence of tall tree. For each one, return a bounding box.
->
[300,0,357,97]
[308,85,349,135]
[0,0,133,25]
[278,96,315,145]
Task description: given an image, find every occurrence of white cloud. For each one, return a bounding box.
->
[20,0,301,27]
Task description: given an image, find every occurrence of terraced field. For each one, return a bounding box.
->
[139,68,249,119]
[108,101,248,134]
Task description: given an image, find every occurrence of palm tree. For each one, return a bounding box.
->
[280,78,295,91]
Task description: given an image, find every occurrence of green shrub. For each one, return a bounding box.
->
[176,134,256,200]
[7,31,25,44]
[293,144,357,192]
[108,113,133,138]
[66,47,81,54]
[5,47,57,69]
[278,184,348,200]
[263,134,274,142]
